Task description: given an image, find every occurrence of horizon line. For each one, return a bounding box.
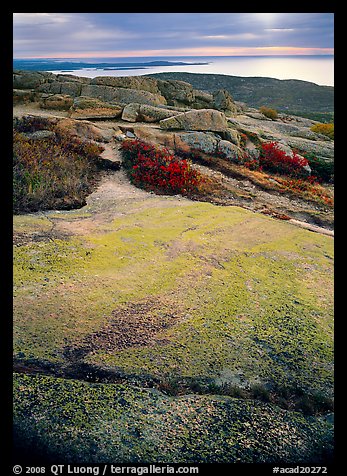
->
[14,54,334,60]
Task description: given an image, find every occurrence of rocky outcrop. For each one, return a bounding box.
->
[226,113,334,162]
[156,79,195,107]
[54,118,114,143]
[121,103,180,123]
[80,84,167,106]
[38,80,84,97]
[160,109,228,132]
[213,89,239,115]
[21,130,56,141]
[13,70,54,89]
[174,131,242,162]
[70,96,123,119]
[12,70,334,165]
[90,76,161,95]
[13,89,38,104]
[40,94,74,111]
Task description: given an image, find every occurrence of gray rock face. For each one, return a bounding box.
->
[21,130,56,141]
[72,96,114,110]
[13,71,53,89]
[122,103,180,123]
[174,131,243,163]
[56,74,91,84]
[213,89,239,115]
[81,84,167,106]
[218,128,241,146]
[38,81,83,97]
[156,79,195,106]
[176,132,219,155]
[160,109,228,132]
[217,140,241,161]
[91,76,161,95]
[285,137,334,160]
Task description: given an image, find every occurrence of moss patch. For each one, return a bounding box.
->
[14,203,333,401]
[13,373,333,464]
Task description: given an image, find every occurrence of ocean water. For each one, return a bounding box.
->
[49,55,334,86]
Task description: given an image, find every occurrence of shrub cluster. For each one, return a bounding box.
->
[13,119,104,213]
[239,141,333,204]
[259,106,278,120]
[304,154,334,183]
[255,142,310,178]
[310,122,334,140]
[13,115,54,133]
[120,139,205,195]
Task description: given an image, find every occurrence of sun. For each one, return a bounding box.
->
[253,13,278,26]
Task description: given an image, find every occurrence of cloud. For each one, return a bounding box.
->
[13,12,334,58]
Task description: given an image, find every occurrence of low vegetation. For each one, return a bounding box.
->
[13,117,104,213]
[259,106,278,120]
[310,122,334,140]
[121,138,208,196]
[123,137,333,209]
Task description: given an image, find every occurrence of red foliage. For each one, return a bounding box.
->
[259,142,309,177]
[121,139,204,194]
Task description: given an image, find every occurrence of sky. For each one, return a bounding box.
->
[13,13,334,58]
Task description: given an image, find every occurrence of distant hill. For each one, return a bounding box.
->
[148,72,334,120]
[13,58,208,72]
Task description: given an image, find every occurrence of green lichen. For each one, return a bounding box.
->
[14,203,333,396]
[13,373,333,464]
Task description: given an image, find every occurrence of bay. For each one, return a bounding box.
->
[47,55,334,86]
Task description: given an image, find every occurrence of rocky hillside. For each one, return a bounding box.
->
[148,72,334,119]
[13,70,334,465]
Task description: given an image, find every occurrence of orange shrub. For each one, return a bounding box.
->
[259,106,278,120]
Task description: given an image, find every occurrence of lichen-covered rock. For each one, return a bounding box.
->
[173,131,244,162]
[38,80,83,97]
[122,103,180,122]
[285,136,334,160]
[56,74,91,84]
[54,118,108,142]
[81,84,167,106]
[13,373,334,464]
[160,109,228,132]
[156,79,196,106]
[175,131,219,155]
[70,96,123,119]
[194,89,214,104]
[121,124,177,150]
[90,76,161,95]
[72,96,109,110]
[21,130,56,141]
[13,89,37,104]
[40,94,74,111]
[13,70,52,89]
[213,89,239,115]
[217,139,243,162]
[218,128,242,146]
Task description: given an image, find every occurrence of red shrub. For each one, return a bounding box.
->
[259,142,309,177]
[121,139,204,194]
